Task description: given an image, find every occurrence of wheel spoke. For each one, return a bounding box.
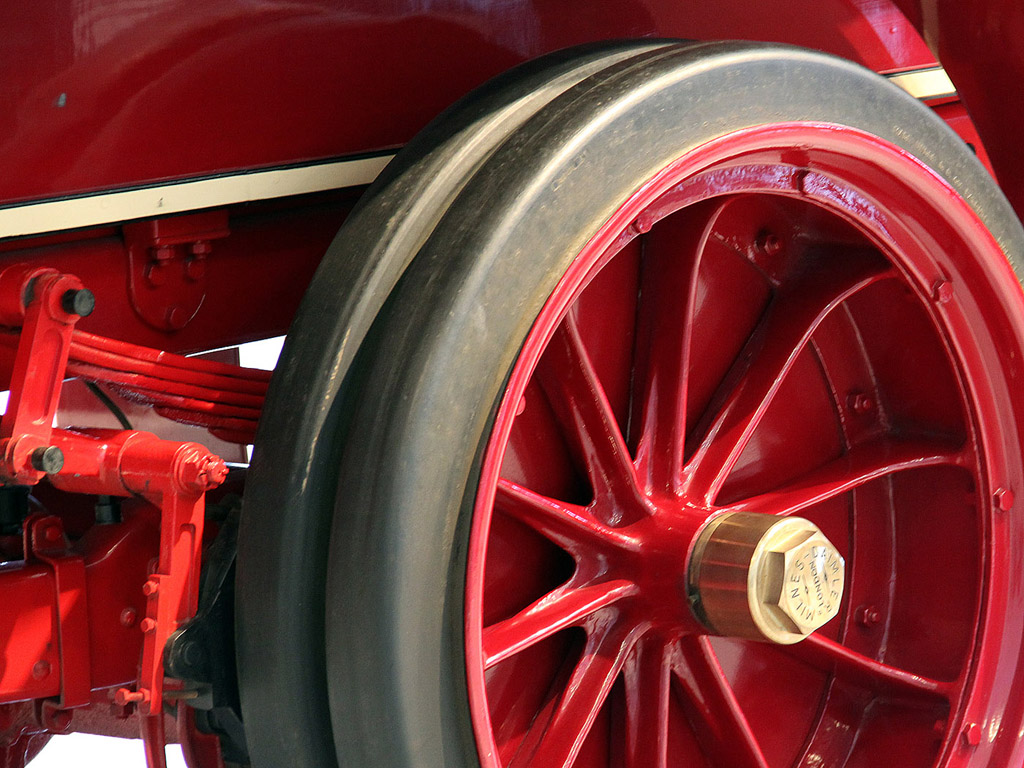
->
[631,216,708,497]
[720,436,964,517]
[674,636,769,768]
[537,313,644,510]
[623,635,672,768]
[510,620,633,768]
[783,633,953,701]
[684,250,893,504]
[495,478,633,554]
[483,579,636,669]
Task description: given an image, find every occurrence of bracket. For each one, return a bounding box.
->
[23,515,89,716]
[124,210,230,332]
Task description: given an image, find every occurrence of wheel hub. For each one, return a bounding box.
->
[688,513,845,644]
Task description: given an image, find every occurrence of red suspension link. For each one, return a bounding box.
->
[0,266,89,482]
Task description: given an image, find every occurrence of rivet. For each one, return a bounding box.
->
[515,396,527,417]
[31,661,51,680]
[994,488,1014,512]
[931,279,954,304]
[119,608,137,627]
[42,524,62,544]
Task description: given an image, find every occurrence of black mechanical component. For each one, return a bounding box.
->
[61,288,95,317]
[84,380,133,431]
[93,495,121,525]
[0,487,31,537]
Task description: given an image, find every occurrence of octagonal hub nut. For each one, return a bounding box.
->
[688,512,845,644]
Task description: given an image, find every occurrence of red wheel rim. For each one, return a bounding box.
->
[465,124,1024,768]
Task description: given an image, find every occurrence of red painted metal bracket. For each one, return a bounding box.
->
[124,211,230,332]
[22,515,90,714]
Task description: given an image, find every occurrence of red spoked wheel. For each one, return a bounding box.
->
[466,124,1024,768]
[324,43,1024,768]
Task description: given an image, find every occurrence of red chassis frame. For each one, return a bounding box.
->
[0,0,1022,767]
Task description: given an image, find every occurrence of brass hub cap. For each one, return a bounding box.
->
[688,512,846,644]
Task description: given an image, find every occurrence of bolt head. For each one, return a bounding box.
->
[144,262,167,287]
[114,687,150,706]
[961,722,982,747]
[180,452,228,491]
[994,488,1014,512]
[61,288,95,318]
[768,533,845,635]
[182,641,206,669]
[932,279,954,304]
[140,618,157,634]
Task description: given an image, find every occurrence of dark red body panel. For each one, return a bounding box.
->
[1,0,934,205]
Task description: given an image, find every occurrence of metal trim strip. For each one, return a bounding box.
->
[886,67,957,101]
[0,153,395,240]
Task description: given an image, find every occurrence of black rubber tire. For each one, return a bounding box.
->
[322,41,1024,768]
[235,39,670,768]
